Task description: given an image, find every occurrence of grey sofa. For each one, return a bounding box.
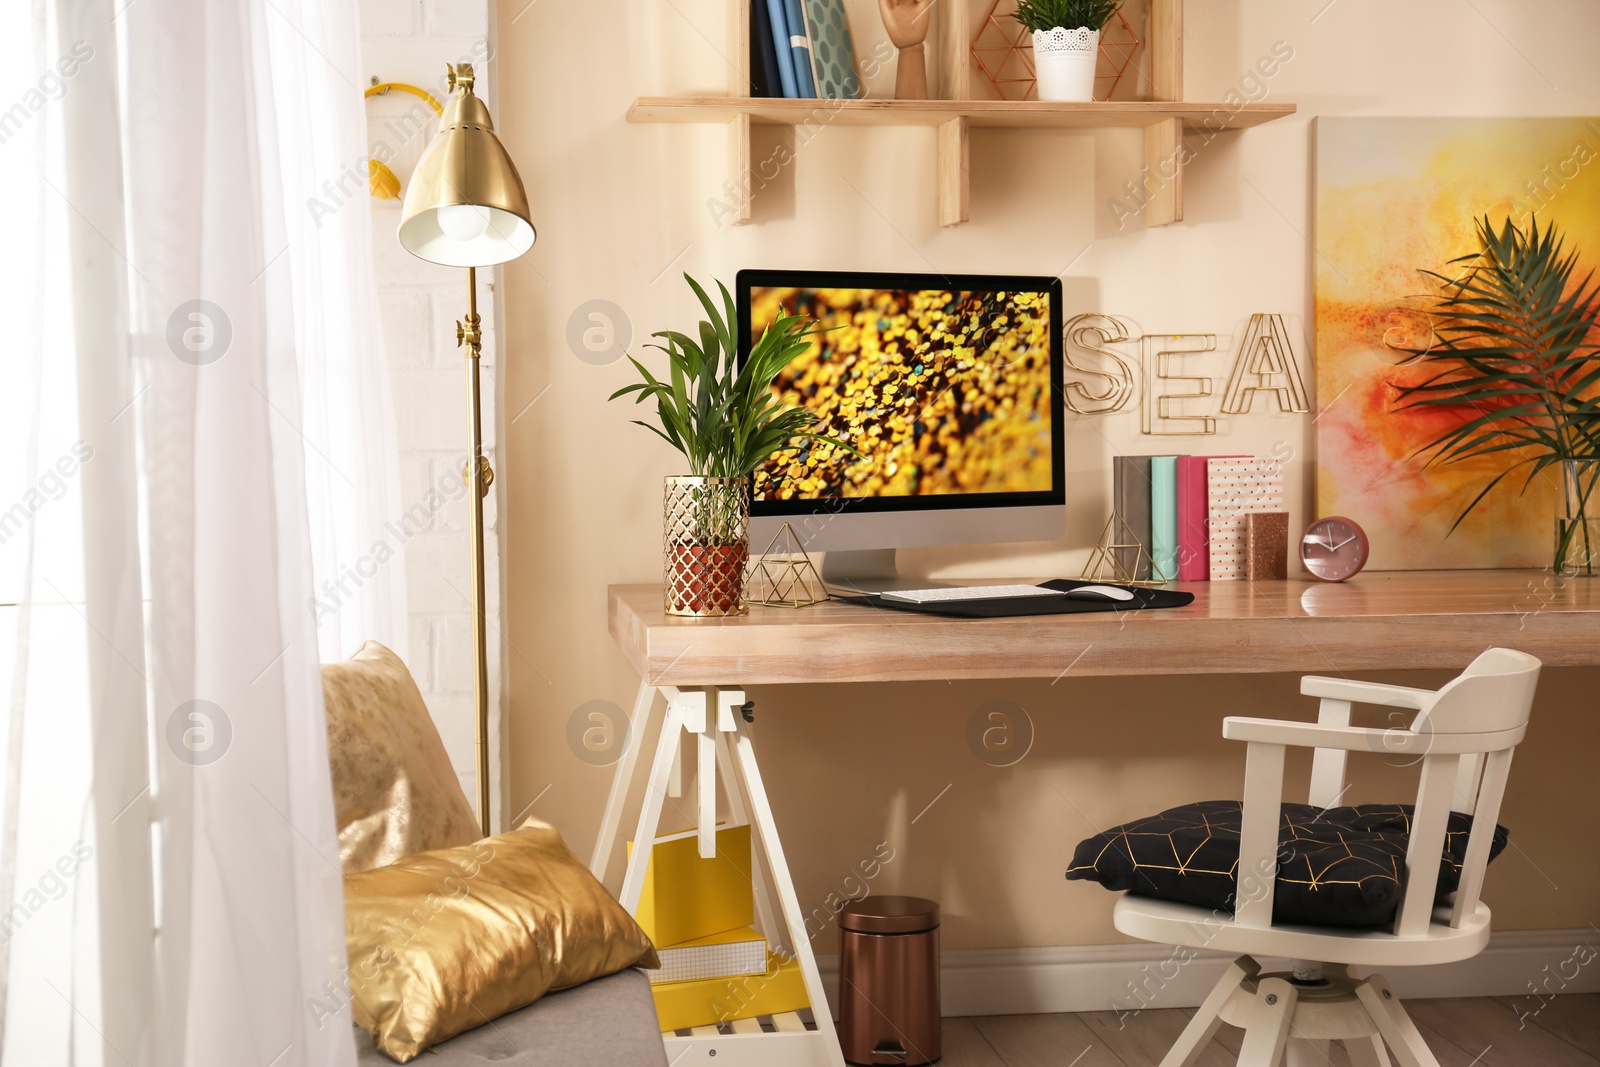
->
[355,967,667,1066]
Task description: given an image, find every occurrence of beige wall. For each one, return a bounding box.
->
[495,0,1600,950]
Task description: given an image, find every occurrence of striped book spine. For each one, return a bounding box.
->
[764,0,799,98]
[781,0,816,96]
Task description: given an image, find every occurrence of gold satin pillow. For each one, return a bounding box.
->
[344,818,660,1063]
[322,642,480,872]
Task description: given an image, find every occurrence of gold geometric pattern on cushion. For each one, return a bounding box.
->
[323,641,480,872]
[1066,800,1508,928]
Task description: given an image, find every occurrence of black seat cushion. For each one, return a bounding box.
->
[1066,800,1509,928]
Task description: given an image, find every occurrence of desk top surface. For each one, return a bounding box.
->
[608,571,1600,686]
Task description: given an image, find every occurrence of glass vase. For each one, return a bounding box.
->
[663,476,750,617]
[1555,458,1600,578]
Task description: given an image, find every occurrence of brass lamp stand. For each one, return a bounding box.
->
[398,64,535,836]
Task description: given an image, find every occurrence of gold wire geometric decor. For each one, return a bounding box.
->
[745,523,830,608]
[1079,512,1165,587]
[1220,313,1311,415]
[1141,335,1219,436]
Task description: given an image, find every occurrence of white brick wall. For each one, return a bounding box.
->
[360,0,502,823]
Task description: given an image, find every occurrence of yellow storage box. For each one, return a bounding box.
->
[652,951,809,1033]
[629,823,754,948]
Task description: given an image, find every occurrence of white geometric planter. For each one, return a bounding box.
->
[1033,26,1099,102]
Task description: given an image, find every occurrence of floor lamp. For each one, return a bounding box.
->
[398,63,535,836]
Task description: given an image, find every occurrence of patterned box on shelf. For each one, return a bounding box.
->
[651,926,768,986]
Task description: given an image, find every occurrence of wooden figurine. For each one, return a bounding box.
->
[878,0,934,100]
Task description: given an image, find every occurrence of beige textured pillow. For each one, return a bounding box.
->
[323,641,480,871]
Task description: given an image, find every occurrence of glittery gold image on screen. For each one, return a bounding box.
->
[750,287,1054,500]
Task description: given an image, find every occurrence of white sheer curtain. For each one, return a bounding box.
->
[0,0,401,1062]
[273,3,410,666]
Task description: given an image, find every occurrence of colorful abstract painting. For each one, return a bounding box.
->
[1314,117,1600,570]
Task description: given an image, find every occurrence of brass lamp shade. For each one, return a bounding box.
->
[398,71,535,267]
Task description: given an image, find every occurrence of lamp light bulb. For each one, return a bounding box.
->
[437,204,491,241]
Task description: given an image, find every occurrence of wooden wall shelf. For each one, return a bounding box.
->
[627,97,1295,130]
[630,0,1296,228]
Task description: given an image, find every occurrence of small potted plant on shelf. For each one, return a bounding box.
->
[1012,0,1121,103]
[611,275,855,617]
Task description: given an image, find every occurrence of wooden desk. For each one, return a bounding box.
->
[610,571,1600,685]
[596,571,1599,1066]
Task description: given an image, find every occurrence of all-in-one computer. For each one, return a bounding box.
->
[738,269,1066,588]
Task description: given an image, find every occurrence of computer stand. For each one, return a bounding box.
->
[818,548,940,593]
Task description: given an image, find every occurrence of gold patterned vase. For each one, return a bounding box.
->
[663,475,750,617]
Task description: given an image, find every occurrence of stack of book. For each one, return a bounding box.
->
[1113,455,1285,582]
[631,824,809,1032]
[751,0,862,102]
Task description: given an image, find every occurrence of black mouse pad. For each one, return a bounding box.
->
[833,579,1194,618]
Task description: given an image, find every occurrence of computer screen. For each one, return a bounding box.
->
[737,271,1064,526]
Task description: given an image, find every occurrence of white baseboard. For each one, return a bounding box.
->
[813,928,1599,1018]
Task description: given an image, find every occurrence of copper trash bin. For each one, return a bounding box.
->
[838,895,941,1065]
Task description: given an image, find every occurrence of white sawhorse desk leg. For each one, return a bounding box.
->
[594,683,844,1067]
[589,682,664,878]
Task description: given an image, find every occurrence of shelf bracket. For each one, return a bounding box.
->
[725,0,753,225]
[938,116,969,227]
[1145,0,1184,226]
[1144,117,1182,226]
[727,112,753,224]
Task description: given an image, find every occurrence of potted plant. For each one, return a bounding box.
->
[611,275,855,616]
[1396,215,1600,577]
[1012,0,1121,103]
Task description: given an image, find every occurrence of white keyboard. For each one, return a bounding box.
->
[881,584,1067,604]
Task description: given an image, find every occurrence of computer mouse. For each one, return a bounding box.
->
[1066,584,1136,602]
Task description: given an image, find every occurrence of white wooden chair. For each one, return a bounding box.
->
[1113,647,1542,1067]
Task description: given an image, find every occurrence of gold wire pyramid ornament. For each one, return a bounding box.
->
[1080,512,1164,587]
[746,524,830,608]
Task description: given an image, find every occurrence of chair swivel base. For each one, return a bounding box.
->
[1164,955,1444,1067]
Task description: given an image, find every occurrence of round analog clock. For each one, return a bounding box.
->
[1300,516,1370,582]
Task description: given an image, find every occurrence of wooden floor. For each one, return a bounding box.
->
[936,994,1599,1066]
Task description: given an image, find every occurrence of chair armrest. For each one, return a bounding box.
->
[1300,676,1436,709]
[1226,716,1521,755]
[1223,716,1430,755]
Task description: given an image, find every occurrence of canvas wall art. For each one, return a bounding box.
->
[1313,116,1600,570]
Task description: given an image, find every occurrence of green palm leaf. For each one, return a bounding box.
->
[609,274,857,484]
[1394,215,1600,551]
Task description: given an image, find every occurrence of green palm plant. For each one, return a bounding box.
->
[611,273,853,479]
[610,274,855,551]
[1395,215,1600,574]
[1011,0,1122,33]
